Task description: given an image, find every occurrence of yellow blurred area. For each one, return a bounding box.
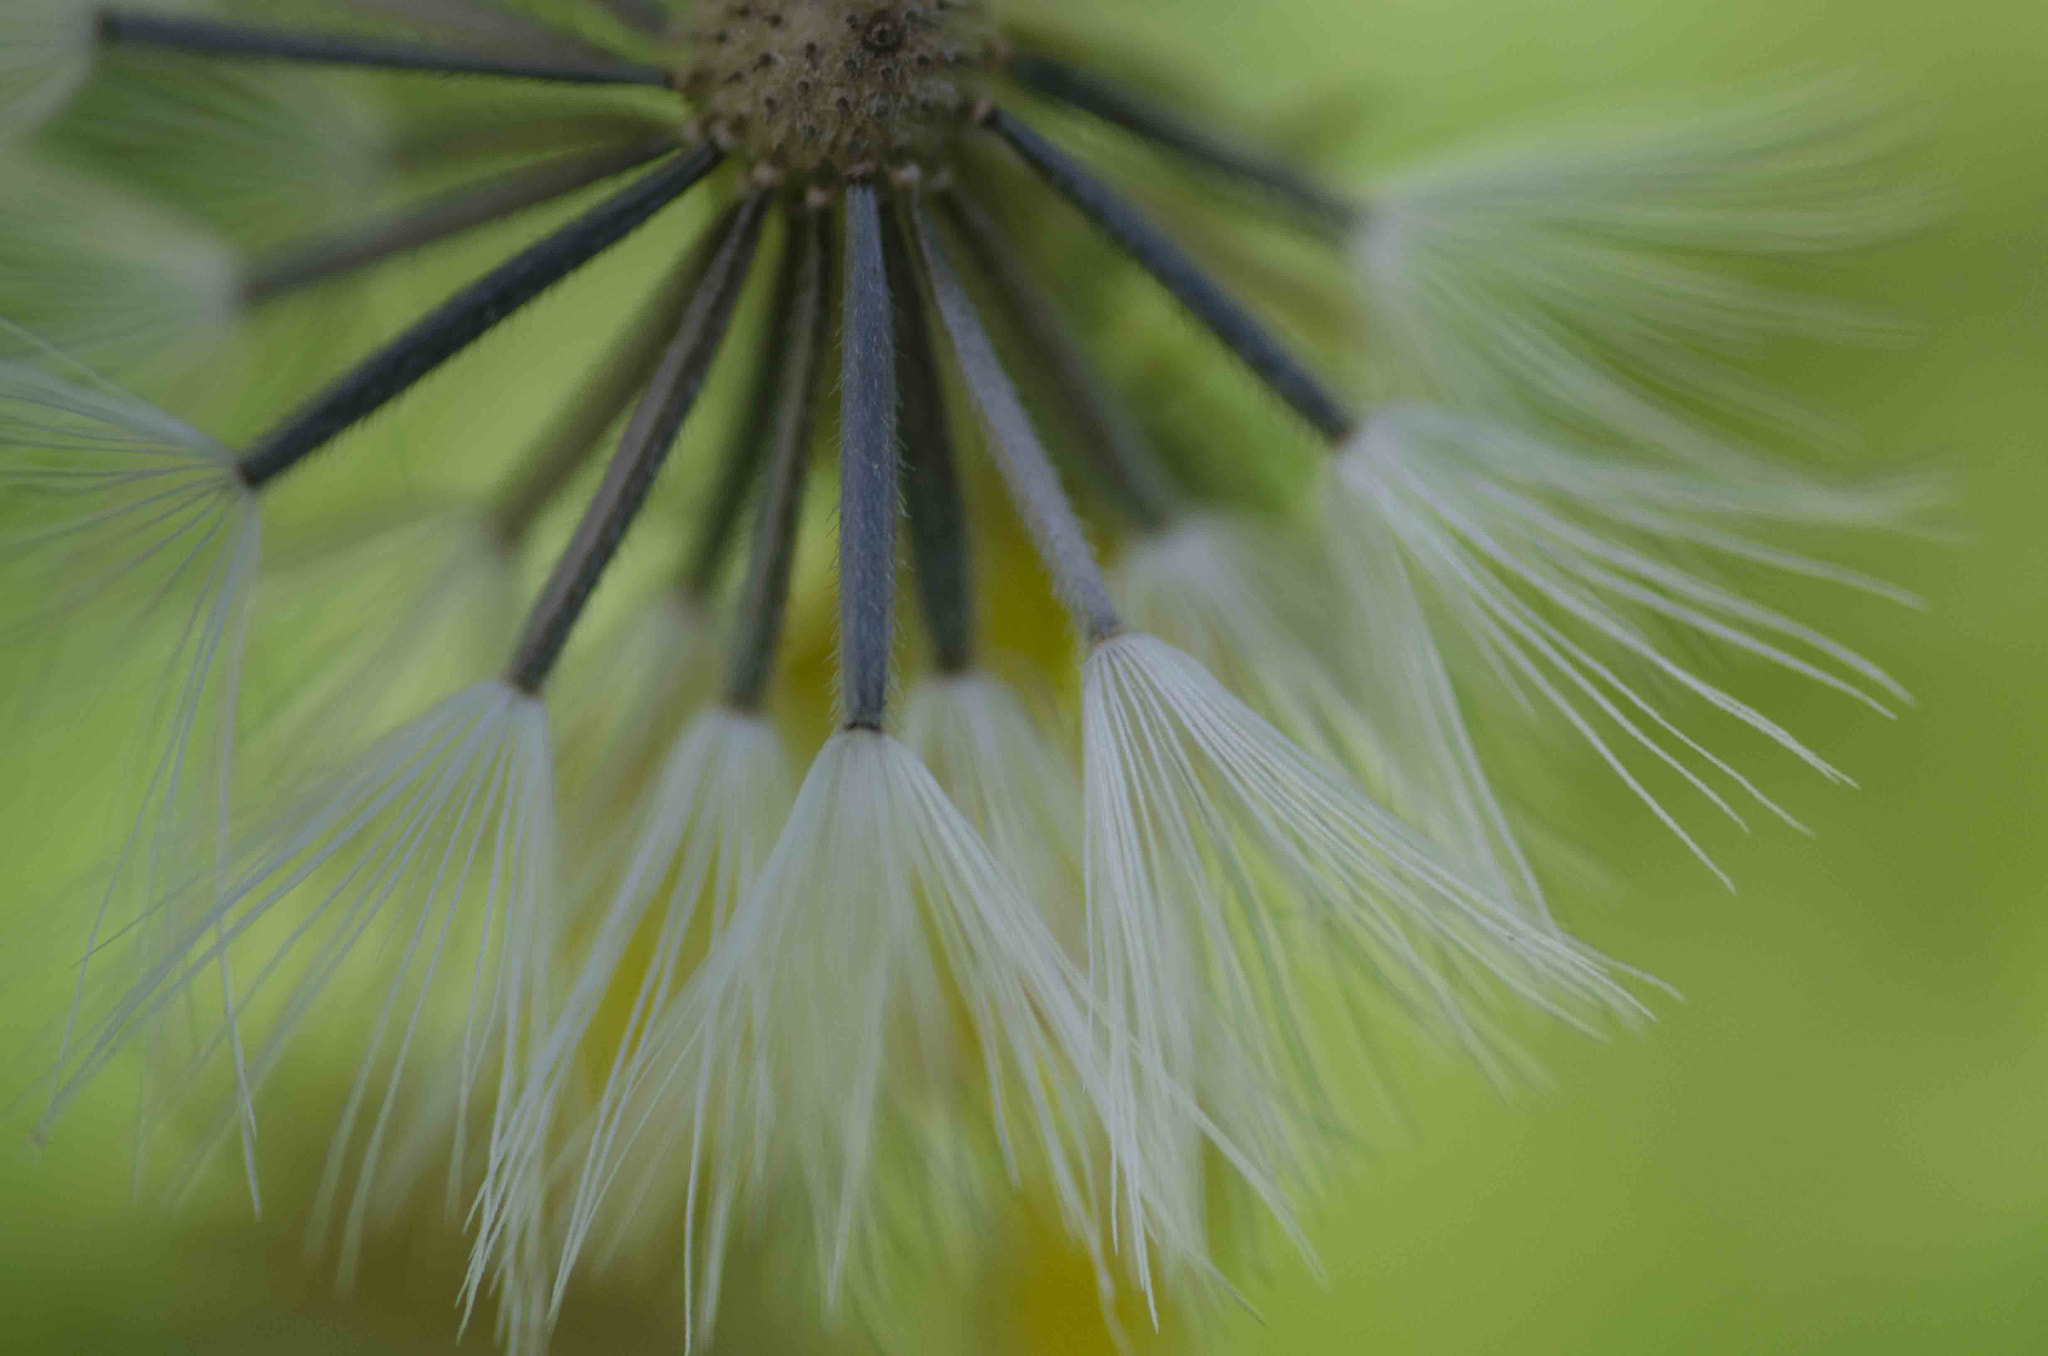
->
[5,0,2048,1352]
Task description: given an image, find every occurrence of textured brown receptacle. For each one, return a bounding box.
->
[681,2,1000,177]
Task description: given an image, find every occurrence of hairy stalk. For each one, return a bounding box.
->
[487,203,742,549]
[1005,51,1359,231]
[838,184,899,731]
[504,192,770,694]
[884,198,976,674]
[725,208,829,712]
[941,184,1181,531]
[985,106,1357,443]
[237,146,722,490]
[96,9,670,86]
[240,136,680,306]
[911,197,1123,643]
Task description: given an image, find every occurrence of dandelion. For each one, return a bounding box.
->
[5,1,1917,1350]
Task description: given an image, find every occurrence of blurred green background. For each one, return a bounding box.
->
[5,0,2047,1352]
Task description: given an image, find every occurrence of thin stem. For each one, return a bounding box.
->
[503,193,770,695]
[940,185,1181,532]
[725,210,830,713]
[594,0,674,39]
[984,106,1358,445]
[1005,51,1360,233]
[340,0,631,68]
[884,199,975,675]
[911,198,1123,644]
[680,221,801,601]
[487,206,740,548]
[241,136,679,306]
[95,9,672,86]
[237,145,723,491]
[839,184,899,732]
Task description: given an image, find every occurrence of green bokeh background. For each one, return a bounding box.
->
[5,0,2047,1351]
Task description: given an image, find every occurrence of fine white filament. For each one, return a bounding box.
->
[1082,632,1639,1295]
[1332,406,1919,883]
[3,356,262,1191]
[468,707,791,1339]
[42,680,559,1303]
[1354,83,1917,464]
[549,729,1104,1347]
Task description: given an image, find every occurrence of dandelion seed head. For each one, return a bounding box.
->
[0,0,1924,1345]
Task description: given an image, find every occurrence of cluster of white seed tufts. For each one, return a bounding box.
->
[681,1,999,178]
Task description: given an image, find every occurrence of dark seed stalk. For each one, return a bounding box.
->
[884,199,976,676]
[487,205,743,549]
[240,136,680,306]
[504,192,770,695]
[838,185,900,732]
[984,107,1358,445]
[1005,51,1361,233]
[725,210,830,713]
[95,9,672,86]
[912,198,1123,645]
[237,146,723,491]
[940,185,1181,533]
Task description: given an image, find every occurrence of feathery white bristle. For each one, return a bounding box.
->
[551,592,723,840]
[1355,82,1919,463]
[1081,633,1638,1294]
[902,671,1082,941]
[66,52,390,240]
[42,681,559,1296]
[0,156,239,360]
[2,356,262,1186]
[1116,516,1550,926]
[1332,406,1917,883]
[466,707,790,1339]
[548,729,1104,1346]
[0,0,94,144]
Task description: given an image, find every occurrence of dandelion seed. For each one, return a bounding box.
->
[1328,405,1920,881]
[1352,83,1921,462]
[913,191,1638,1302]
[0,157,239,357]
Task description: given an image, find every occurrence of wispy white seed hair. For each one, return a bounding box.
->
[1115,518,1398,797]
[901,670,1081,937]
[1354,82,1919,462]
[1,355,261,1184]
[0,0,94,143]
[1115,515,1550,926]
[1331,405,1921,883]
[551,729,1104,1345]
[41,681,559,1293]
[59,54,389,242]
[0,156,238,358]
[467,706,791,1340]
[1081,632,1638,1295]
[550,593,723,841]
